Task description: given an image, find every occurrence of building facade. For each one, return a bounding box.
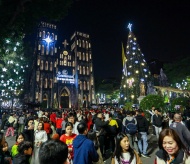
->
[29,22,95,109]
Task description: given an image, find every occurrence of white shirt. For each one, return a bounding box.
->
[114,152,136,164]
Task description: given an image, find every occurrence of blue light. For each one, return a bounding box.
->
[143,69,147,72]
[141,78,144,81]
[132,47,136,50]
[135,61,138,64]
[44,36,52,44]
[128,72,131,75]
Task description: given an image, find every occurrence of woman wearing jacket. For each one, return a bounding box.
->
[155,128,190,164]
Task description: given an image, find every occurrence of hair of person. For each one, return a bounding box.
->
[158,128,187,160]
[77,122,88,134]
[137,109,143,114]
[65,122,73,129]
[39,140,68,164]
[16,133,25,142]
[0,132,4,147]
[67,112,75,118]
[27,118,34,124]
[38,122,44,130]
[114,132,134,163]
[109,113,113,118]
[18,141,32,154]
[173,113,182,121]
[87,130,99,150]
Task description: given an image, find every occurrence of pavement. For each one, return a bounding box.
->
[5,132,158,164]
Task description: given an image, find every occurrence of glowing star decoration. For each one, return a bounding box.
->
[16,42,20,46]
[128,23,132,32]
[44,36,52,44]
[6,40,10,43]
[2,68,7,72]
[14,47,17,51]
[127,78,134,88]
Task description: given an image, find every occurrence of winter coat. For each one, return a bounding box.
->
[155,149,190,164]
[73,134,99,164]
[135,115,149,132]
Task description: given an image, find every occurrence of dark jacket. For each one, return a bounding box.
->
[153,114,162,127]
[135,115,149,132]
[94,117,109,135]
[0,147,5,164]
[13,154,30,164]
[73,134,99,164]
[170,122,190,151]
[156,149,190,164]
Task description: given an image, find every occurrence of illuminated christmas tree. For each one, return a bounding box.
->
[120,23,151,104]
[0,36,29,108]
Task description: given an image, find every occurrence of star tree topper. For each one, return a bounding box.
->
[128,23,132,32]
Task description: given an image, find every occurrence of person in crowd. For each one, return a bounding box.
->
[94,112,109,158]
[67,112,80,135]
[3,141,12,164]
[33,115,39,131]
[49,121,56,138]
[153,108,163,139]
[56,114,63,136]
[61,115,66,135]
[155,128,190,163]
[170,113,190,151]
[123,111,138,153]
[18,114,25,133]
[111,132,142,164]
[87,130,104,164]
[23,118,35,146]
[5,113,17,137]
[1,112,8,131]
[108,113,118,152]
[11,132,25,157]
[13,141,33,164]
[32,122,48,164]
[135,109,150,158]
[50,111,56,126]
[60,122,77,162]
[43,117,51,139]
[39,140,69,164]
[73,122,99,164]
[0,132,6,163]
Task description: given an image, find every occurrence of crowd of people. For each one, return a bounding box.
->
[0,105,190,164]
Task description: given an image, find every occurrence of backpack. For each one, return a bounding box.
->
[125,119,137,135]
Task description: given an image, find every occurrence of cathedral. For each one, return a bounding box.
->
[28,21,95,109]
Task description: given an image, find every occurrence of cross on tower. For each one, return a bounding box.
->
[62,39,69,49]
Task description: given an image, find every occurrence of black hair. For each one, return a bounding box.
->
[18,141,32,154]
[39,140,68,164]
[109,113,113,118]
[87,130,99,150]
[77,122,88,134]
[65,122,73,129]
[16,133,25,142]
[114,132,134,163]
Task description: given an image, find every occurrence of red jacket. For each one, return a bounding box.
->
[56,118,63,129]
[44,122,51,134]
[50,113,56,124]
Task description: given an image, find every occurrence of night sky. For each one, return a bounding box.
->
[58,0,190,79]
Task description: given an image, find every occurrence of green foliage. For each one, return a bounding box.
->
[123,102,133,111]
[140,94,165,111]
[171,97,189,109]
[164,56,190,85]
